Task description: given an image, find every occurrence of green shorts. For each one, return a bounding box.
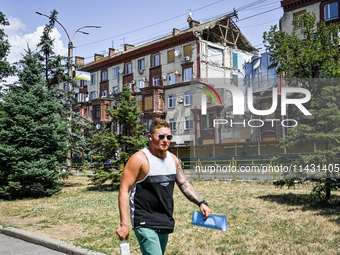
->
[134,227,169,255]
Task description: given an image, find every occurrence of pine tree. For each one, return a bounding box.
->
[0,11,14,85]
[0,48,68,199]
[263,12,340,201]
[89,84,148,186]
[36,9,91,163]
[107,84,149,166]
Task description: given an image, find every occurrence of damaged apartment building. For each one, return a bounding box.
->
[72,14,258,146]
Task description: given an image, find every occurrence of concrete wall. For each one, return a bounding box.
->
[280,2,320,37]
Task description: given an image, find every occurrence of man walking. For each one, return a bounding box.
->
[116,119,211,254]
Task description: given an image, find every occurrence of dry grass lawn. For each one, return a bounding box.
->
[0,176,339,255]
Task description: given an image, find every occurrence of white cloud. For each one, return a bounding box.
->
[0,17,68,87]
[4,17,68,64]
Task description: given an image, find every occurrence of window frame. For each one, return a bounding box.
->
[168,95,176,108]
[168,72,175,85]
[184,92,192,106]
[169,119,176,131]
[113,67,119,78]
[185,116,193,130]
[102,90,107,98]
[153,76,160,86]
[95,107,101,119]
[184,67,193,82]
[125,62,132,75]
[324,2,339,21]
[138,59,145,72]
[102,70,108,81]
[91,74,96,85]
[167,49,175,63]
[152,54,160,67]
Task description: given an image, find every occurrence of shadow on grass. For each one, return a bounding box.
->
[257,193,340,224]
[58,182,84,188]
[86,183,120,192]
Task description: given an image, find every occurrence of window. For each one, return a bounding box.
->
[208,46,223,66]
[168,95,176,108]
[138,59,145,72]
[113,86,119,94]
[169,119,176,131]
[167,49,175,63]
[146,119,152,132]
[294,10,306,28]
[325,2,339,21]
[91,74,96,85]
[184,44,192,57]
[63,83,68,91]
[95,107,100,119]
[153,76,160,86]
[185,92,192,106]
[185,116,193,130]
[152,54,160,67]
[102,90,107,98]
[168,73,175,85]
[137,80,145,92]
[145,96,153,110]
[184,68,193,82]
[232,52,238,69]
[77,93,83,103]
[118,123,124,134]
[90,92,96,100]
[102,70,108,81]
[125,63,132,74]
[80,80,87,87]
[113,67,119,78]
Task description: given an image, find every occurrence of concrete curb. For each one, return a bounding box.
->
[0,225,106,255]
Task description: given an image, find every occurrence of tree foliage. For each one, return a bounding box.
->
[263,12,340,78]
[264,12,340,201]
[89,84,148,186]
[0,11,14,85]
[0,48,68,199]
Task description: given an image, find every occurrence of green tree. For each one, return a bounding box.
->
[263,12,340,201]
[0,48,68,199]
[89,84,148,186]
[0,11,14,86]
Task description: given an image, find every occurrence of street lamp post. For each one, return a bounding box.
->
[36,12,100,171]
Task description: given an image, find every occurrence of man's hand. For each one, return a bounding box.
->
[199,204,212,220]
[116,224,129,241]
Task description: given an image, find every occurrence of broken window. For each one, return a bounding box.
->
[208,46,223,66]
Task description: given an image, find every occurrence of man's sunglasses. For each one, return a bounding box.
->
[155,134,173,141]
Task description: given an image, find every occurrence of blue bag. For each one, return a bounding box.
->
[191,211,227,231]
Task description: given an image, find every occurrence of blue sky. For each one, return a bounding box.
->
[1,0,282,69]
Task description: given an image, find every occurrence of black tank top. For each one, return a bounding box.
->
[130,148,177,233]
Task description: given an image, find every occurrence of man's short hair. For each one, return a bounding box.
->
[149,119,169,134]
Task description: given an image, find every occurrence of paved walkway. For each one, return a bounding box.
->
[0,225,107,255]
[0,233,66,255]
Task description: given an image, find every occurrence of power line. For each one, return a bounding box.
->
[239,18,279,28]
[77,0,225,48]
[237,7,282,22]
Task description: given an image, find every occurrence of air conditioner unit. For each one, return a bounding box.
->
[184,56,190,62]
[177,98,184,104]
[162,75,167,80]
[131,80,136,85]
[143,77,148,82]
[139,69,144,74]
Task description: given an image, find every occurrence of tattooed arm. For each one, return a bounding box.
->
[173,156,212,218]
